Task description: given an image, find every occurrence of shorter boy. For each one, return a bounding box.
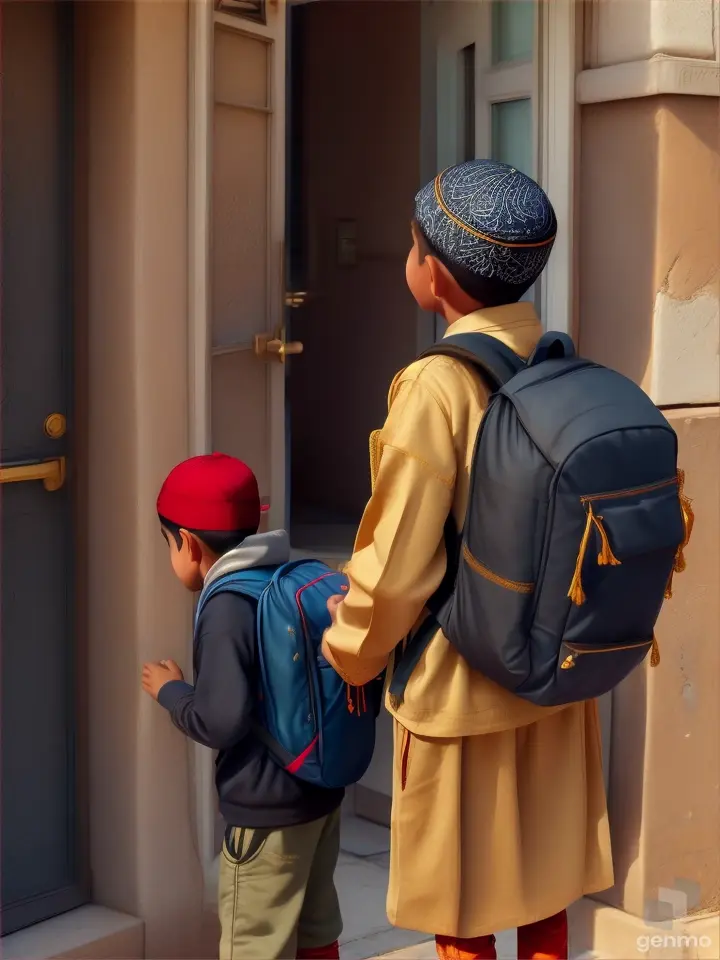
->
[142,453,344,960]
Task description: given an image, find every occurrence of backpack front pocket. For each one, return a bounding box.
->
[567,472,690,607]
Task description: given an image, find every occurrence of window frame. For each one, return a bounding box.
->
[423,0,576,336]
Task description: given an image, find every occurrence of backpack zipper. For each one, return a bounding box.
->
[463,544,534,594]
[580,475,678,504]
[560,636,658,670]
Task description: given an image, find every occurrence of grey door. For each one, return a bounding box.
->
[0,1,85,935]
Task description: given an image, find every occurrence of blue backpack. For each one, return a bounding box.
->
[390,331,694,708]
[196,559,383,789]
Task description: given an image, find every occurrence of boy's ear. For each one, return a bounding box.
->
[426,254,453,301]
[179,528,204,562]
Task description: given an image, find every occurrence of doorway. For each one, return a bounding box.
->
[0,0,83,936]
[286,1,424,558]
[282,0,551,820]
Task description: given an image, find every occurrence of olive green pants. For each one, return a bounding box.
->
[218,809,342,960]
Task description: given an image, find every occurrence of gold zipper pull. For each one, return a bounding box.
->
[561,653,577,670]
[568,506,595,605]
[592,512,621,567]
[650,635,661,667]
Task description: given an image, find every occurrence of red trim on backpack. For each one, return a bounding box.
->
[295,572,338,640]
[286,735,319,774]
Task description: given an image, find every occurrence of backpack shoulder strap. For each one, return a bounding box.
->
[195,567,274,626]
[419,332,525,391]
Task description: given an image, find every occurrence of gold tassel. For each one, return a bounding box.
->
[664,568,674,600]
[673,469,694,574]
[568,505,595,605]
[591,512,622,567]
[650,635,661,667]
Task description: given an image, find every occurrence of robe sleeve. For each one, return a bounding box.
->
[322,373,457,686]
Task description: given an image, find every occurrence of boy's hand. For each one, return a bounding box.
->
[327,593,346,624]
[142,659,184,701]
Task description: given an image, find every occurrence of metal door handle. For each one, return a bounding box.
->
[285,291,309,309]
[0,457,66,491]
[254,333,304,363]
[267,338,304,360]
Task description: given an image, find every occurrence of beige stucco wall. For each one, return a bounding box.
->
[75,1,215,955]
[578,92,720,925]
[579,95,719,400]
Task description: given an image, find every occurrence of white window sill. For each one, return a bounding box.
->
[1,905,144,960]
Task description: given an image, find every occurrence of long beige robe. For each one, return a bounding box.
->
[324,303,614,937]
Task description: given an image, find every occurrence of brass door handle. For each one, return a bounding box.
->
[285,291,309,309]
[0,457,66,491]
[254,333,304,363]
[268,338,304,360]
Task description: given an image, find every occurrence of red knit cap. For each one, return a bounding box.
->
[157,453,265,532]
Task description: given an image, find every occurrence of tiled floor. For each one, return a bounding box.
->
[337,814,532,960]
[337,814,431,960]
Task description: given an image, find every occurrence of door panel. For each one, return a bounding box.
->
[212,101,268,348]
[211,12,285,527]
[0,0,83,934]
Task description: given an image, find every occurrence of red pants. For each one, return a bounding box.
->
[436,910,568,960]
[296,942,340,960]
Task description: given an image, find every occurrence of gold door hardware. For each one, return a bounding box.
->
[254,332,304,364]
[44,412,67,439]
[285,291,309,309]
[0,457,66,491]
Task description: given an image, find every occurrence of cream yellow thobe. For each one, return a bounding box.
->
[323,303,614,938]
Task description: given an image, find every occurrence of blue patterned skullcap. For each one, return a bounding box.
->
[414,160,556,287]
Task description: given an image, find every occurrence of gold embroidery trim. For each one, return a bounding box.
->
[462,544,534,594]
[369,430,382,492]
[434,173,556,250]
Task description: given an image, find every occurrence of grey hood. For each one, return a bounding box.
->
[202,529,290,593]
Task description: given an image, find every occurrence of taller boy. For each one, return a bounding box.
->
[322,160,613,960]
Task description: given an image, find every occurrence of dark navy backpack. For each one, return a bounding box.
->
[391,331,694,708]
[196,559,383,789]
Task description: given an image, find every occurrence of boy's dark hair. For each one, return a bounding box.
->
[413,220,534,307]
[158,515,256,557]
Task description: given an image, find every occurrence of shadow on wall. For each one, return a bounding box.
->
[288,0,422,525]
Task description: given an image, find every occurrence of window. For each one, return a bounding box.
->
[487,0,537,303]
[491,0,534,65]
[491,98,532,175]
[428,1,545,326]
[459,44,476,163]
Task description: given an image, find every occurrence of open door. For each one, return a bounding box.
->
[210,0,289,533]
